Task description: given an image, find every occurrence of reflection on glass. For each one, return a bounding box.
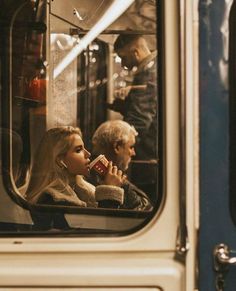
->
[11,1,47,188]
[9,0,159,231]
[49,0,158,206]
[53,0,135,78]
[49,33,78,128]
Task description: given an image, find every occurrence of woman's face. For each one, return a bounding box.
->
[63,134,91,176]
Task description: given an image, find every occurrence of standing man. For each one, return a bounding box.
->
[108,34,157,160]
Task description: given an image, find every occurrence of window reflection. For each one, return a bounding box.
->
[11,1,47,188]
[49,33,78,128]
[8,0,159,231]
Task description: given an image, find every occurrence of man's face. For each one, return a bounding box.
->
[115,134,136,171]
[117,48,138,70]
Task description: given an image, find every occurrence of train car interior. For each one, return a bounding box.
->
[0,0,161,234]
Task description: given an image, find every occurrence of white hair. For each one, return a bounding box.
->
[92,120,137,156]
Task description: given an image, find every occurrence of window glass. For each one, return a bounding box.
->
[11,0,47,189]
[1,0,161,234]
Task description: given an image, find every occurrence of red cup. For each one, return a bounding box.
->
[89,155,109,176]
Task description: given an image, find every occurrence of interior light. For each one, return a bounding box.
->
[53,0,135,79]
[115,55,121,63]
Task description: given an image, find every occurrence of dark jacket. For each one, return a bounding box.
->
[108,51,158,160]
[122,180,153,210]
[88,173,153,211]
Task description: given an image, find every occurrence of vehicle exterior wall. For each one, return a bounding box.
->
[199,0,236,290]
[0,0,199,289]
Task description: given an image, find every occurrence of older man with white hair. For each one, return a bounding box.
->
[91,120,153,210]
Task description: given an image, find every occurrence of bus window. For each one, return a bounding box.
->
[1,0,161,234]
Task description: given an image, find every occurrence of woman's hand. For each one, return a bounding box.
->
[103,162,126,187]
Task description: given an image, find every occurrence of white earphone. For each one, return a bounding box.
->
[60,160,67,168]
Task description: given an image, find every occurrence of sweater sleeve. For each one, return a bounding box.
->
[95,185,124,205]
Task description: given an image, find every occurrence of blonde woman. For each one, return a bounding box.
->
[26,126,125,207]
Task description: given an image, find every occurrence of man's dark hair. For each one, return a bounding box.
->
[114,34,143,52]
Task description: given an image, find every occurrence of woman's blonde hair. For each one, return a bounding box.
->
[26,126,83,203]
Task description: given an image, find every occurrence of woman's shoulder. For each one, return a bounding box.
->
[75,175,97,207]
[37,186,87,207]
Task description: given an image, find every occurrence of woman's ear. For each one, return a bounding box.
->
[56,158,67,169]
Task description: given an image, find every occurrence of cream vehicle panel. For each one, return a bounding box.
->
[0,0,198,290]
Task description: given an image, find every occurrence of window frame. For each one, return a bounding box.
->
[0,0,164,237]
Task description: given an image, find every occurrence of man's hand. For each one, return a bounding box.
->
[114,86,132,100]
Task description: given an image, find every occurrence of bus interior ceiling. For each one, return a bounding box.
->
[51,0,157,48]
